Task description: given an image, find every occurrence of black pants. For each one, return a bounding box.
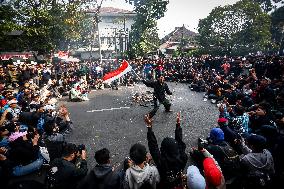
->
[149,97,171,118]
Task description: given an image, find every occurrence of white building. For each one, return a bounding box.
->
[80,7,136,60]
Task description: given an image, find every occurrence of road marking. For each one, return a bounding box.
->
[87,106,130,113]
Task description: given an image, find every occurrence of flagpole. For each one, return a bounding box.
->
[131,69,142,81]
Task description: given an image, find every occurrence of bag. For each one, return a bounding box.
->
[218,142,241,177]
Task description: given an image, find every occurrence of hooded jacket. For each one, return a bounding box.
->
[147,123,188,188]
[187,165,206,189]
[78,164,121,189]
[49,158,88,189]
[240,149,275,176]
[124,163,160,189]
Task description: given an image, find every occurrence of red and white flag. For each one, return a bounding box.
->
[103,60,132,84]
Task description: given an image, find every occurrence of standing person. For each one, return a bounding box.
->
[142,75,173,118]
[144,113,188,189]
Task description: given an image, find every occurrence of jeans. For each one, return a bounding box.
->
[12,158,44,177]
[0,137,9,147]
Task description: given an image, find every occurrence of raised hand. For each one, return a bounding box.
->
[176,111,181,126]
[144,114,153,128]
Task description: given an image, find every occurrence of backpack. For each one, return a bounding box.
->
[218,142,241,178]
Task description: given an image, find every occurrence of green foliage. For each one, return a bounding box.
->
[198,0,273,56]
[271,5,284,54]
[0,4,24,51]
[128,0,169,58]
[0,0,97,54]
[252,0,283,12]
[172,47,182,58]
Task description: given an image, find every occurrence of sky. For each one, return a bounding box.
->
[102,0,239,38]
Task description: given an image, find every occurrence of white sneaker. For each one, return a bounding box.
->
[203,98,208,101]
[211,99,216,104]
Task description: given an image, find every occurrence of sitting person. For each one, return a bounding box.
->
[69,83,89,102]
[8,128,43,177]
[55,105,73,134]
[42,119,64,143]
[237,134,275,188]
[230,105,250,136]
[48,143,88,189]
[200,127,241,180]
[186,165,206,189]
[78,148,121,189]
[124,143,160,189]
[190,147,226,189]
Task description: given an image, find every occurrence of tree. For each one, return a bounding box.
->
[197,0,272,56]
[0,4,24,51]
[252,0,283,12]
[127,0,169,57]
[0,0,100,54]
[271,6,284,55]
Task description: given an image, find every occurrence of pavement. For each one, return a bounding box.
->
[62,82,219,168]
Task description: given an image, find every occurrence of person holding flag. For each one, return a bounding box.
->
[143,75,173,118]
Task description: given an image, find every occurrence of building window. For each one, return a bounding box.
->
[101,37,105,44]
[107,37,111,45]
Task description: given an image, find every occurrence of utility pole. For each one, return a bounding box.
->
[87,0,104,63]
[122,15,126,58]
[181,24,184,58]
[113,28,118,61]
[98,23,102,63]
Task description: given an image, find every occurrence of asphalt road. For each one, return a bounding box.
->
[62,82,218,168]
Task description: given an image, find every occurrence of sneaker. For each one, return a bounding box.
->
[165,109,173,112]
[203,98,208,101]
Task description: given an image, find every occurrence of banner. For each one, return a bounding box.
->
[103,60,132,84]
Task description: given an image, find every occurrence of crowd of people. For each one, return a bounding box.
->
[0,54,283,189]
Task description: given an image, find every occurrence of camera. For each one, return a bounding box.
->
[198,138,208,149]
[77,144,86,154]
